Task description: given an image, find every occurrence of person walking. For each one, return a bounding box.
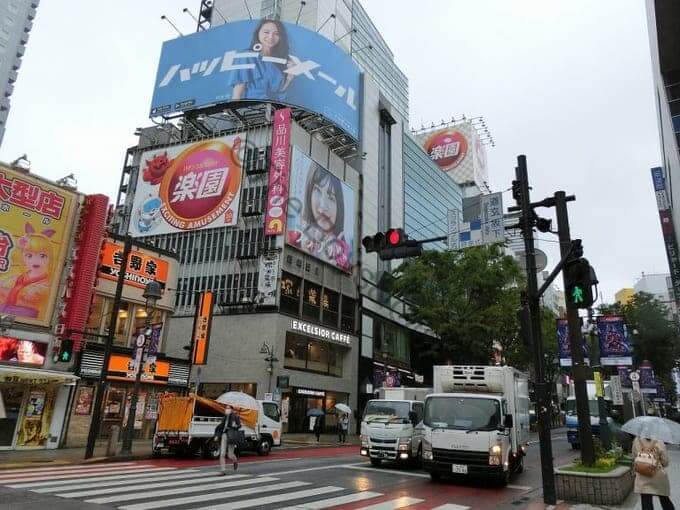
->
[338,413,349,443]
[633,434,675,510]
[215,405,241,476]
[313,414,323,442]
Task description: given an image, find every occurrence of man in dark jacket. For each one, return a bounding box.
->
[216,405,241,475]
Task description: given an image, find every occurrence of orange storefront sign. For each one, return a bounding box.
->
[191,291,213,365]
[107,353,170,385]
[99,241,169,289]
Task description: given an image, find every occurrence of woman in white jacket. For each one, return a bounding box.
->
[633,435,675,510]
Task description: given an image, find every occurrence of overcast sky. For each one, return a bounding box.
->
[0,0,667,302]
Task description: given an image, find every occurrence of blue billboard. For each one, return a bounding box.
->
[597,316,632,366]
[557,319,589,367]
[149,19,362,139]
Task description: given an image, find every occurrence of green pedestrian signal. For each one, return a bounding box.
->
[564,256,596,309]
[58,339,73,363]
[571,286,584,304]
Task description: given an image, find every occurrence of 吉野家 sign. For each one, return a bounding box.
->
[149,20,361,139]
[0,165,77,327]
[99,241,169,290]
[129,135,244,237]
[191,291,214,365]
[290,319,351,346]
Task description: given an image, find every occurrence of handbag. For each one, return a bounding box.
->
[634,447,659,477]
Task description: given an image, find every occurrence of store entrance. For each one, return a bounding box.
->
[0,386,24,448]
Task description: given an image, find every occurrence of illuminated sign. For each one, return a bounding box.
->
[290,319,351,346]
[99,241,170,289]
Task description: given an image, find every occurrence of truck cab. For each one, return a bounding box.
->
[421,366,529,485]
[360,388,429,467]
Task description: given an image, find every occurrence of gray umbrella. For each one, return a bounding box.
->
[622,416,680,444]
[306,408,325,417]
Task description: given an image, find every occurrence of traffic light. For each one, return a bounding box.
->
[58,339,73,363]
[362,229,422,260]
[564,257,597,309]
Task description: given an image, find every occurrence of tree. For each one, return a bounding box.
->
[390,244,524,365]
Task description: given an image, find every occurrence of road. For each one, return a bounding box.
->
[0,431,574,510]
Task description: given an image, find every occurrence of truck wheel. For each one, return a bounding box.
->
[515,455,524,474]
[152,448,163,458]
[202,439,220,459]
[430,472,441,482]
[370,458,381,467]
[410,447,422,469]
[497,469,510,487]
[257,438,272,456]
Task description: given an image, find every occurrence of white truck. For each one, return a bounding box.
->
[152,394,282,458]
[421,366,530,485]
[360,387,431,467]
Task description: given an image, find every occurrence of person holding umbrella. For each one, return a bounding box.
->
[623,416,679,510]
[335,403,352,443]
[307,408,324,442]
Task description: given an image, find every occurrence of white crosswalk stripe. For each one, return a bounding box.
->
[0,462,477,510]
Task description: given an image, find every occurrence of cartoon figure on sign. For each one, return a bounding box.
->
[136,196,162,233]
[228,19,295,101]
[287,166,351,270]
[0,223,53,319]
[142,152,172,185]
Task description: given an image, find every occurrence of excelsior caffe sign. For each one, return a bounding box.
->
[290,319,351,346]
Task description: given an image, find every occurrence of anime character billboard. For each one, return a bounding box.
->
[0,166,77,326]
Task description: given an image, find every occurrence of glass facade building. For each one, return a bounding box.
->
[403,133,463,251]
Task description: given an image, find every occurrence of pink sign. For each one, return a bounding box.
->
[264,108,292,236]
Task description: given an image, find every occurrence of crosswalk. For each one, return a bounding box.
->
[0,462,472,510]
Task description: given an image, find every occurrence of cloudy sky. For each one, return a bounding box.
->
[0,0,667,302]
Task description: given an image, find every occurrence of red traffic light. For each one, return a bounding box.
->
[387,229,403,246]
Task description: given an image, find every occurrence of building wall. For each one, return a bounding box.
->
[0,0,38,146]
[615,288,635,305]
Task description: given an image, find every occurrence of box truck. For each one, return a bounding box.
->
[421,366,530,485]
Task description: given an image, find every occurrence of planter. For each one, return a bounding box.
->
[555,464,634,506]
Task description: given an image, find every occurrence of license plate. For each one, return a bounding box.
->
[167,438,180,445]
[378,451,388,458]
[451,464,468,474]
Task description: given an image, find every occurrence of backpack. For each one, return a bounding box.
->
[634,447,659,477]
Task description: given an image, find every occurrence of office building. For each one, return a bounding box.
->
[0,0,38,147]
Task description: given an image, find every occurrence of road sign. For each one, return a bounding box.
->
[632,380,641,392]
[610,375,624,406]
[447,192,504,250]
[135,334,146,348]
[630,371,640,382]
[632,389,642,403]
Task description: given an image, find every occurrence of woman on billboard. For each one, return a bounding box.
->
[228,19,294,101]
[287,166,351,271]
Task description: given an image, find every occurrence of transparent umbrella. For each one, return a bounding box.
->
[217,391,259,411]
[621,416,680,444]
[335,403,352,415]
[307,408,325,417]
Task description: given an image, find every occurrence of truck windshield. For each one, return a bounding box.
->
[424,396,500,430]
[363,401,410,423]
[566,399,600,417]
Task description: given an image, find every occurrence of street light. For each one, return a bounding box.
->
[259,341,278,393]
[121,280,163,455]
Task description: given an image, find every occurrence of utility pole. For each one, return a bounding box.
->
[515,156,556,504]
[85,234,132,459]
[555,191,595,465]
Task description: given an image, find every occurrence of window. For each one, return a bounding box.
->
[284,333,344,377]
[85,294,105,337]
[341,296,356,333]
[280,272,301,315]
[302,282,321,321]
[321,289,339,328]
[262,402,279,421]
[413,402,424,423]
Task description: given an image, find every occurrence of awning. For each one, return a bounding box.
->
[0,366,79,385]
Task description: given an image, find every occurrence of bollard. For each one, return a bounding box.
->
[107,425,120,457]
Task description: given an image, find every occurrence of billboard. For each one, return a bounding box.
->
[99,241,170,290]
[130,135,244,237]
[0,167,77,326]
[286,148,354,272]
[0,337,47,367]
[596,316,632,366]
[416,121,488,187]
[557,319,590,367]
[191,291,214,365]
[651,167,680,310]
[264,108,292,236]
[149,19,362,139]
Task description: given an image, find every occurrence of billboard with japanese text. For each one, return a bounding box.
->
[149,20,361,139]
[264,108,292,236]
[99,241,170,290]
[130,135,244,237]
[0,166,78,326]
[286,148,354,272]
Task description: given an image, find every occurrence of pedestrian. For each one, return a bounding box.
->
[338,413,349,443]
[215,404,241,476]
[313,414,323,442]
[632,433,675,510]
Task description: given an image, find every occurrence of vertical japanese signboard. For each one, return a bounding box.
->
[447,193,504,250]
[0,165,77,326]
[257,252,279,306]
[191,291,214,365]
[596,316,632,366]
[651,167,680,310]
[264,108,292,236]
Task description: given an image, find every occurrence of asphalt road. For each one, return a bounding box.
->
[0,430,575,510]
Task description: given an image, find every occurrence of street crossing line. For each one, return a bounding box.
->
[193,486,346,510]
[339,464,431,478]
[356,498,425,510]
[276,490,384,509]
[29,469,202,492]
[118,480,312,510]
[506,484,532,491]
[0,461,141,474]
[56,471,246,498]
[0,465,160,484]
[7,468,177,492]
[431,505,471,510]
[86,475,277,504]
